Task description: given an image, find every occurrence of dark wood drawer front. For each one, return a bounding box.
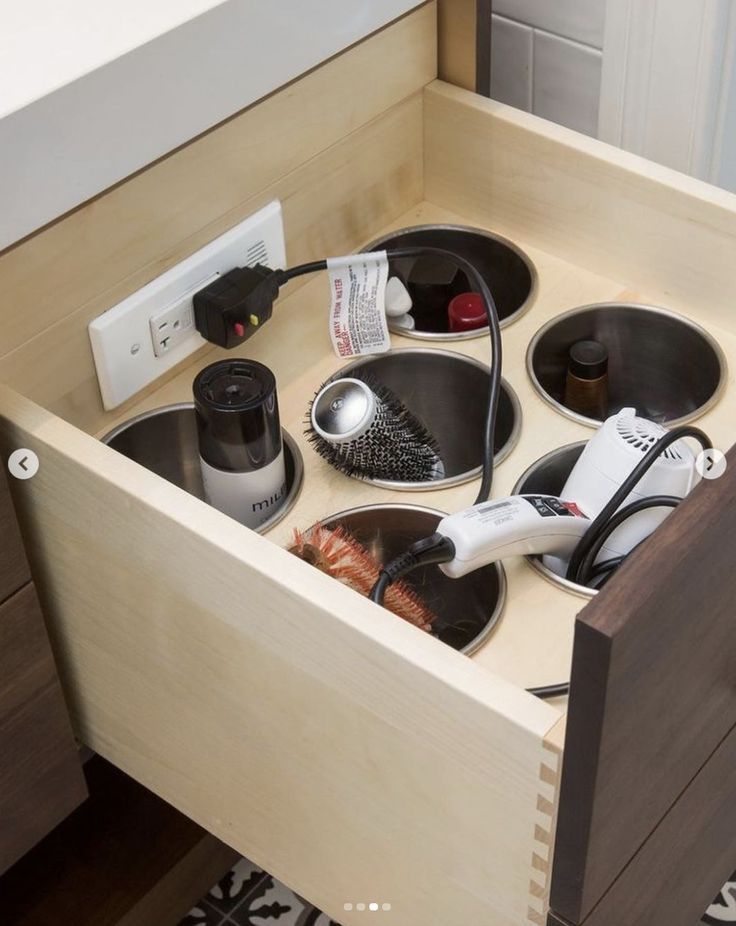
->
[549,722,736,926]
[0,466,30,603]
[0,584,87,874]
[551,447,736,923]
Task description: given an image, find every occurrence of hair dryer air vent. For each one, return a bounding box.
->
[615,415,685,462]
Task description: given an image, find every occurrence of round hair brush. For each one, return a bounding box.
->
[306,372,445,482]
[289,524,437,631]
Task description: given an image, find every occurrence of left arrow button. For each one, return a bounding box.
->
[8,449,39,480]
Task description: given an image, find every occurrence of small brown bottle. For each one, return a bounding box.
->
[564,339,609,420]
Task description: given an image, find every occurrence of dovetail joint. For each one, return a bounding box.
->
[527,744,563,925]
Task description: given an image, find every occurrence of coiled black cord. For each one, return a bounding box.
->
[565,425,711,585]
[573,495,681,587]
[372,423,713,701]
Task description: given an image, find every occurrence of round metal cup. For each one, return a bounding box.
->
[527,302,727,427]
[315,504,506,655]
[322,348,522,490]
[365,223,537,340]
[102,403,304,535]
[512,442,594,598]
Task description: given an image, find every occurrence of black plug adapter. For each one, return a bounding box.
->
[193,264,281,349]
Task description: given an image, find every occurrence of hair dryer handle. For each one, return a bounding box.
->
[437,495,590,578]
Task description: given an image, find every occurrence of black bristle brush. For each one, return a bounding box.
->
[306,371,445,482]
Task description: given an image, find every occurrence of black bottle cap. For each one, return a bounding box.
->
[568,340,609,380]
[193,359,281,472]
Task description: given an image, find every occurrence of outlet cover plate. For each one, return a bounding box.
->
[88,200,287,410]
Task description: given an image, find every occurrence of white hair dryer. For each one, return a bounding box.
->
[435,409,698,580]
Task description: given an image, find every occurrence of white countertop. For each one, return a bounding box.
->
[0,0,423,249]
[0,0,227,118]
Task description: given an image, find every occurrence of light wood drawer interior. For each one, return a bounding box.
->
[1,6,736,923]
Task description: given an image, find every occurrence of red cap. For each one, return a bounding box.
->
[448,293,487,333]
[233,322,246,338]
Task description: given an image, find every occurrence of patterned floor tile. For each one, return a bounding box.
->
[229,874,311,925]
[300,911,343,926]
[178,899,225,926]
[189,855,736,926]
[703,875,736,923]
[207,856,267,915]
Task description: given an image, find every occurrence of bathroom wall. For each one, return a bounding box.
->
[487,0,736,195]
[715,51,736,193]
[489,0,605,137]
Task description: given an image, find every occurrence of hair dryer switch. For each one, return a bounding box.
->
[438,495,590,578]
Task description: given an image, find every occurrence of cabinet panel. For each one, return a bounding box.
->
[0,584,87,874]
[0,465,30,603]
[551,447,736,922]
[562,721,736,926]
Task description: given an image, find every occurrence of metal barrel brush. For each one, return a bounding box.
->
[307,372,445,483]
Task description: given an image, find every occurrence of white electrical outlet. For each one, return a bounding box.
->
[148,274,215,357]
[88,201,287,410]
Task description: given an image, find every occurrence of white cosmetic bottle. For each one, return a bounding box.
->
[193,359,286,529]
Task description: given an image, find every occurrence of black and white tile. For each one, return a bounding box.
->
[207,857,268,915]
[182,857,736,925]
[229,875,309,925]
[179,901,224,926]
[704,875,736,924]
[179,858,343,926]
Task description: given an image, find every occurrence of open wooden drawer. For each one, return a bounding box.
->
[2,7,736,924]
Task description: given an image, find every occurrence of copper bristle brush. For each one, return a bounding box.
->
[289,524,437,632]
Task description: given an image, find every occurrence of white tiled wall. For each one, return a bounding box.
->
[490,0,605,138]
[493,0,606,49]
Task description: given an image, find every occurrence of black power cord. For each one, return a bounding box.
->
[194,248,503,506]
[194,248,503,661]
[372,424,713,702]
[193,250,712,703]
[574,495,681,586]
[565,425,711,585]
[276,247,502,506]
[530,430,710,698]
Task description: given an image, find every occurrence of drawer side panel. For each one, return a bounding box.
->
[0,385,561,926]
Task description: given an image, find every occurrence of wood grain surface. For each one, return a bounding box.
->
[550,445,736,923]
[0,382,560,926]
[438,0,492,93]
[559,721,736,926]
[425,81,736,332]
[0,465,30,604]
[0,584,87,874]
[0,757,238,926]
[1,66,736,926]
